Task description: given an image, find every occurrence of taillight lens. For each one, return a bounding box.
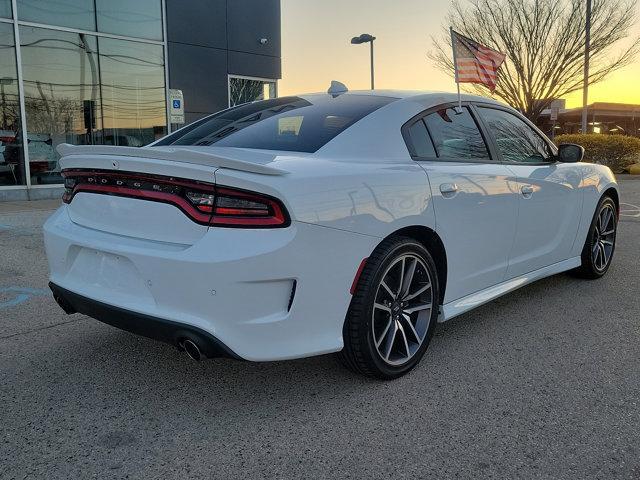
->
[61,170,289,228]
[209,187,287,227]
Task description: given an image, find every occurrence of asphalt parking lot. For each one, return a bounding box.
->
[1,178,639,480]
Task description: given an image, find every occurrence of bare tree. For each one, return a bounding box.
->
[429,0,639,123]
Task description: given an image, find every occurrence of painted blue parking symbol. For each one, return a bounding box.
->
[172,99,181,109]
[0,287,49,309]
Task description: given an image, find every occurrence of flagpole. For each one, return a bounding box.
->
[450,27,462,111]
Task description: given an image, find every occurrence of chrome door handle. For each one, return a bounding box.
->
[440,183,459,194]
[521,185,534,196]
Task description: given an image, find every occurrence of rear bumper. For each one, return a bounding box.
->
[43,205,379,361]
[49,282,239,359]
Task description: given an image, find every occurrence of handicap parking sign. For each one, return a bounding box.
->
[169,89,185,124]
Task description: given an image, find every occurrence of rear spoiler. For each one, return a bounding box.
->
[56,144,289,176]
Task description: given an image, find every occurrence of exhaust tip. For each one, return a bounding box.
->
[182,339,202,361]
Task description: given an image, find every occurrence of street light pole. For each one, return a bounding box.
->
[369,39,375,90]
[581,0,592,134]
[351,34,376,90]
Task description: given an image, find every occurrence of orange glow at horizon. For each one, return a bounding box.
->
[280,0,640,109]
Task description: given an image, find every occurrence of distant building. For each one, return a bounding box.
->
[0,0,281,201]
[539,101,640,138]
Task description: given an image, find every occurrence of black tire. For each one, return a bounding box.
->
[339,236,440,380]
[573,195,617,279]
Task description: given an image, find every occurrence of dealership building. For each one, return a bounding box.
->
[0,0,281,201]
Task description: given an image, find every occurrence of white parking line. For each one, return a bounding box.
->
[620,202,640,218]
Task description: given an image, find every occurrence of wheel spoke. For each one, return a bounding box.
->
[602,239,614,246]
[603,208,613,231]
[380,280,396,299]
[397,258,405,295]
[403,282,431,302]
[404,303,432,315]
[400,258,417,298]
[598,243,606,269]
[374,303,391,313]
[601,242,610,266]
[402,313,421,344]
[375,317,393,347]
[383,322,398,360]
[396,322,411,358]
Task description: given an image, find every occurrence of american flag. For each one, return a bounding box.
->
[451,29,506,91]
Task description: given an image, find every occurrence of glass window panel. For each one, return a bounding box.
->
[477,107,553,163]
[20,26,102,185]
[160,95,395,153]
[17,0,95,31]
[0,0,12,18]
[96,0,162,40]
[407,119,436,158]
[99,38,166,146]
[423,107,490,160]
[0,23,26,186]
[229,77,277,107]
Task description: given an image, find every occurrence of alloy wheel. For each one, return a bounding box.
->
[592,203,616,272]
[371,254,433,366]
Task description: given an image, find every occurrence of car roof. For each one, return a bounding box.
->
[298,89,505,107]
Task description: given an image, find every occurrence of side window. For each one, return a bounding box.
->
[406,119,437,158]
[477,107,553,163]
[423,107,490,160]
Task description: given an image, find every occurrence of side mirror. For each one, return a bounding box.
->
[557,143,584,163]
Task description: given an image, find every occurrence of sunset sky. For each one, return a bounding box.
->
[279,0,640,108]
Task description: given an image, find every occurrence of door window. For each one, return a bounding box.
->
[477,107,553,163]
[423,107,490,160]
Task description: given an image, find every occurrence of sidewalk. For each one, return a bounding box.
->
[0,199,61,214]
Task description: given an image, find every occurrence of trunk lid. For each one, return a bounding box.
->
[58,144,288,244]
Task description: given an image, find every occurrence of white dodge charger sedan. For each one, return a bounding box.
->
[44,88,619,379]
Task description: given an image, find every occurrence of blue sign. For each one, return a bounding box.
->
[172,99,181,109]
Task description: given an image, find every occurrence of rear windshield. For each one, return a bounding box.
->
[156,94,396,153]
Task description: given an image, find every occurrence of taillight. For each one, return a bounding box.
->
[209,187,287,227]
[61,170,289,228]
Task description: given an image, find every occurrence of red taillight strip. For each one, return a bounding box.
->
[68,183,214,224]
[62,169,290,228]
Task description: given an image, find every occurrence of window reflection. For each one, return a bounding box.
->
[99,38,166,146]
[424,107,490,159]
[0,23,25,186]
[0,0,11,18]
[96,0,162,40]
[478,107,552,163]
[17,0,95,31]
[229,77,277,107]
[20,27,101,184]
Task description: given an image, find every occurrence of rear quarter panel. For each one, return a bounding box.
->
[214,158,435,238]
[571,162,619,257]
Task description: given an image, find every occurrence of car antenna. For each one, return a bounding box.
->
[328,80,348,97]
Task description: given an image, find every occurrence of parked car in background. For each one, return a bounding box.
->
[44,89,619,379]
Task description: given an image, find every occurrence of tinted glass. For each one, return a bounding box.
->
[478,107,553,163]
[407,119,436,157]
[0,23,25,186]
[423,107,490,160]
[0,0,11,18]
[96,0,162,40]
[160,94,395,153]
[99,38,167,145]
[17,0,95,30]
[20,27,101,185]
